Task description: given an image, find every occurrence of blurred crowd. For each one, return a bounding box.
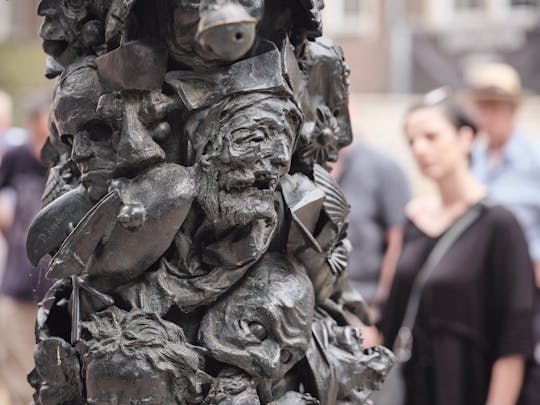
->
[0,89,51,405]
[0,61,539,405]
[336,63,540,405]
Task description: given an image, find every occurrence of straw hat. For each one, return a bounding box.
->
[466,63,528,103]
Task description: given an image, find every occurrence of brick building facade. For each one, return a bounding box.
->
[323,0,540,93]
[1,1,539,94]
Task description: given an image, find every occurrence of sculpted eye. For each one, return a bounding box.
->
[232,129,265,145]
[248,321,267,341]
[83,121,113,142]
[60,133,74,147]
[280,350,292,364]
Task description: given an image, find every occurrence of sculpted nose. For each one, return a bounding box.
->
[270,138,290,168]
[37,0,55,17]
[71,133,93,163]
[116,98,165,173]
[251,344,281,380]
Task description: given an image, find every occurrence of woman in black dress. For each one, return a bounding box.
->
[380,90,534,405]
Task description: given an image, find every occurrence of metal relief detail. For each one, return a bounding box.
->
[29,1,394,404]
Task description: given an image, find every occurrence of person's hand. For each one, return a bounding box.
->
[534,262,540,289]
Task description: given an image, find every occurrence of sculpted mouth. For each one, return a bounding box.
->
[221,171,278,194]
[80,168,114,182]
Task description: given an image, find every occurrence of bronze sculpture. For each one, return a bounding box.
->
[28,1,394,404]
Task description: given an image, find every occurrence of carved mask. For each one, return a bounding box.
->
[196,94,300,227]
[296,37,352,168]
[200,254,315,382]
[83,308,209,404]
[52,60,116,202]
[38,0,105,71]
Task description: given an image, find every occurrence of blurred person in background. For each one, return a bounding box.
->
[0,93,52,405]
[338,140,410,314]
[380,90,534,405]
[0,90,28,280]
[0,90,29,160]
[468,63,540,405]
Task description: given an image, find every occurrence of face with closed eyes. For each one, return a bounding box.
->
[38,0,88,55]
[53,62,116,202]
[200,254,314,382]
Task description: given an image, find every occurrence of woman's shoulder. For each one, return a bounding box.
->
[480,201,520,229]
[477,202,528,246]
[405,196,522,238]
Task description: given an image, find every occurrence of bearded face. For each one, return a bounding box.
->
[197,96,300,228]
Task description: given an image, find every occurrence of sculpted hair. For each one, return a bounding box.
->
[81,307,210,401]
[184,92,302,166]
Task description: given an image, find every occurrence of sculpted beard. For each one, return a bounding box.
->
[197,162,276,228]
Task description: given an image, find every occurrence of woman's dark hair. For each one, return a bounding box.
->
[406,87,478,137]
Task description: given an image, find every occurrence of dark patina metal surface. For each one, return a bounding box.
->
[28,1,394,404]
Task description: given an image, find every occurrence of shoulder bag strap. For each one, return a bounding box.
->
[393,199,487,363]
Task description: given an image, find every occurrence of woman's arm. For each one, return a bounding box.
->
[485,355,526,405]
[375,226,404,301]
[485,209,534,405]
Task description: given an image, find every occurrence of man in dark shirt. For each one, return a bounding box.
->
[0,95,50,405]
[339,141,410,306]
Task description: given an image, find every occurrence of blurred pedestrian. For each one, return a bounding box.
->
[380,89,534,405]
[468,62,540,405]
[0,90,28,160]
[338,141,410,309]
[0,93,52,405]
[0,90,29,285]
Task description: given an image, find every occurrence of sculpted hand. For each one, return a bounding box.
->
[109,179,147,231]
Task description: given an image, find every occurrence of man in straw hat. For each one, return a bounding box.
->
[469,62,540,405]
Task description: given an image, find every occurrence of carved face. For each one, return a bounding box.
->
[95,92,165,177]
[38,0,87,54]
[86,353,175,405]
[38,0,103,69]
[52,61,116,202]
[296,37,352,168]
[197,95,300,227]
[328,325,394,402]
[200,254,314,382]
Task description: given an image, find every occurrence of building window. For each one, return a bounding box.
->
[455,0,484,9]
[450,0,490,23]
[323,0,378,37]
[510,0,539,7]
[344,0,362,15]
